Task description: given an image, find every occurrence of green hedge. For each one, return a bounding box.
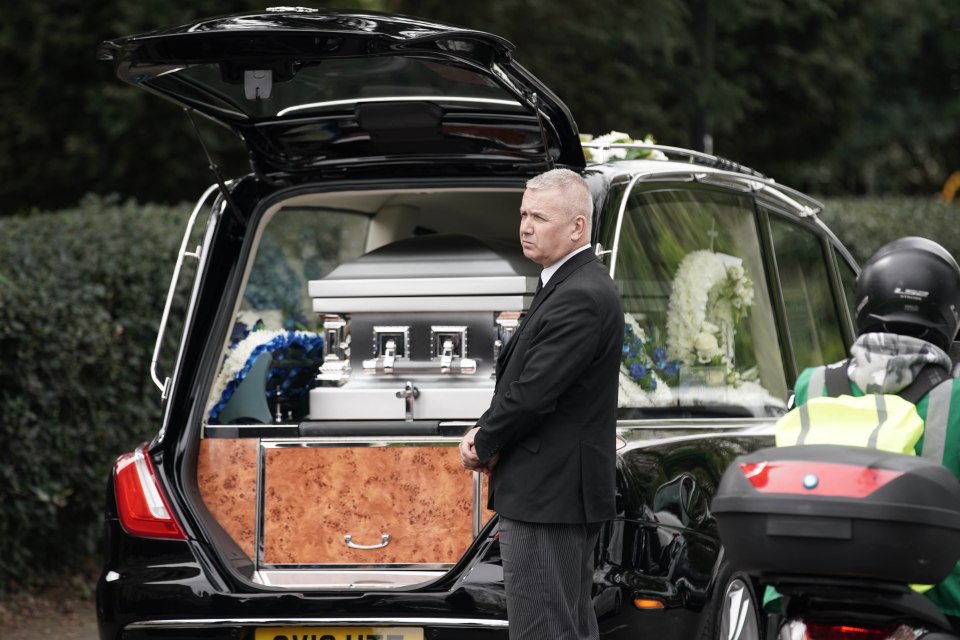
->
[0,194,956,591]
[0,196,194,591]
[820,196,960,266]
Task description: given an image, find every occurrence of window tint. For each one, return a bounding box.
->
[151,58,519,120]
[769,216,847,375]
[608,187,787,417]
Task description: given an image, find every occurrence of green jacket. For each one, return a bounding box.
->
[792,332,960,617]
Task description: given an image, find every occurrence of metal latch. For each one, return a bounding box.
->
[396,380,420,421]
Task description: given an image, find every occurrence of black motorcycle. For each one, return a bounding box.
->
[713,444,960,639]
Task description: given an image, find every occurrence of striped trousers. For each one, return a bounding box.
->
[498,517,602,640]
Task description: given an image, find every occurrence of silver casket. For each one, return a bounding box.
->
[308,234,538,421]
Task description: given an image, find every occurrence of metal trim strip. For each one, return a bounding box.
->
[126,617,510,630]
[313,295,527,313]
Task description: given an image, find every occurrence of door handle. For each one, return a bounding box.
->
[344,533,390,550]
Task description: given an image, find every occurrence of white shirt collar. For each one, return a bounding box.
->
[541,244,591,286]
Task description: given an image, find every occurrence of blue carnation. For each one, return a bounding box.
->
[629,363,647,380]
[230,322,250,347]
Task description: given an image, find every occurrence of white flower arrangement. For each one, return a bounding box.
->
[665,250,755,380]
[580,131,668,163]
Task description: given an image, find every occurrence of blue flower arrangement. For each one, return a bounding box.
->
[228,312,313,349]
[209,326,324,424]
[622,324,681,391]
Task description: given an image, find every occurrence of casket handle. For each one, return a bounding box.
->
[344,533,390,550]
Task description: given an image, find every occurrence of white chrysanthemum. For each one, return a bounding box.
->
[583,131,668,162]
[693,331,721,363]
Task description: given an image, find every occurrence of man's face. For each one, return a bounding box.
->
[519,187,580,267]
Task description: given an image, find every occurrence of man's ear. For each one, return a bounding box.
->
[571,214,586,241]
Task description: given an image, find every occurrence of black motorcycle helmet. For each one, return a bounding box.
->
[855,236,960,350]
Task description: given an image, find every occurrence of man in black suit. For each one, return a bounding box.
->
[459,168,623,640]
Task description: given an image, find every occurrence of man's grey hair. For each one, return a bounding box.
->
[526,168,594,236]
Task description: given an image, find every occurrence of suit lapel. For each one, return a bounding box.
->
[496,249,598,376]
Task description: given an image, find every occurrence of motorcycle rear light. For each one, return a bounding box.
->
[114,445,186,540]
[802,621,905,639]
[739,460,902,498]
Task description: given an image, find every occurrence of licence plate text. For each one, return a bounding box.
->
[256,627,425,640]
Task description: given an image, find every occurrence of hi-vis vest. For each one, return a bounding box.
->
[775,358,952,462]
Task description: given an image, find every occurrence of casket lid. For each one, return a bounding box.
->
[310,234,538,312]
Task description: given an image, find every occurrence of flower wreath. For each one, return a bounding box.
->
[665,250,754,379]
[618,313,678,407]
[580,131,669,163]
[207,328,324,424]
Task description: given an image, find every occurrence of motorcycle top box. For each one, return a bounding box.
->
[713,444,960,585]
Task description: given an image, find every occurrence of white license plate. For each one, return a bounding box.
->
[256,627,425,640]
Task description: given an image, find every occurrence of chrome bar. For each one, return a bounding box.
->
[149,183,219,393]
[472,471,483,538]
[127,616,509,630]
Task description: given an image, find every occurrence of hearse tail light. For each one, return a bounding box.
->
[114,445,187,540]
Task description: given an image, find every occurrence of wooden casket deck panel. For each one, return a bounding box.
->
[262,445,484,564]
[197,438,258,559]
[197,439,491,566]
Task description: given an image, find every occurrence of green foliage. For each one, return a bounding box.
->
[819,196,960,266]
[394,0,958,196]
[0,0,389,215]
[0,0,955,212]
[0,197,193,591]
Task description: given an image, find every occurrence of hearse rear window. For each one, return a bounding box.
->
[203,188,525,428]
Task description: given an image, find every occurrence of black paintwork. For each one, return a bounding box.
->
[97,10,585,177]
[98,430,773,640]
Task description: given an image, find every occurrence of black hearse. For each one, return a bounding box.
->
[96,9,858,640]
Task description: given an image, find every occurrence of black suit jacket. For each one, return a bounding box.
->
[473,248,624,524]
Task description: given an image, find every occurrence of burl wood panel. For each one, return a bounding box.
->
[263,446,488,565]
[196,438,258,559]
